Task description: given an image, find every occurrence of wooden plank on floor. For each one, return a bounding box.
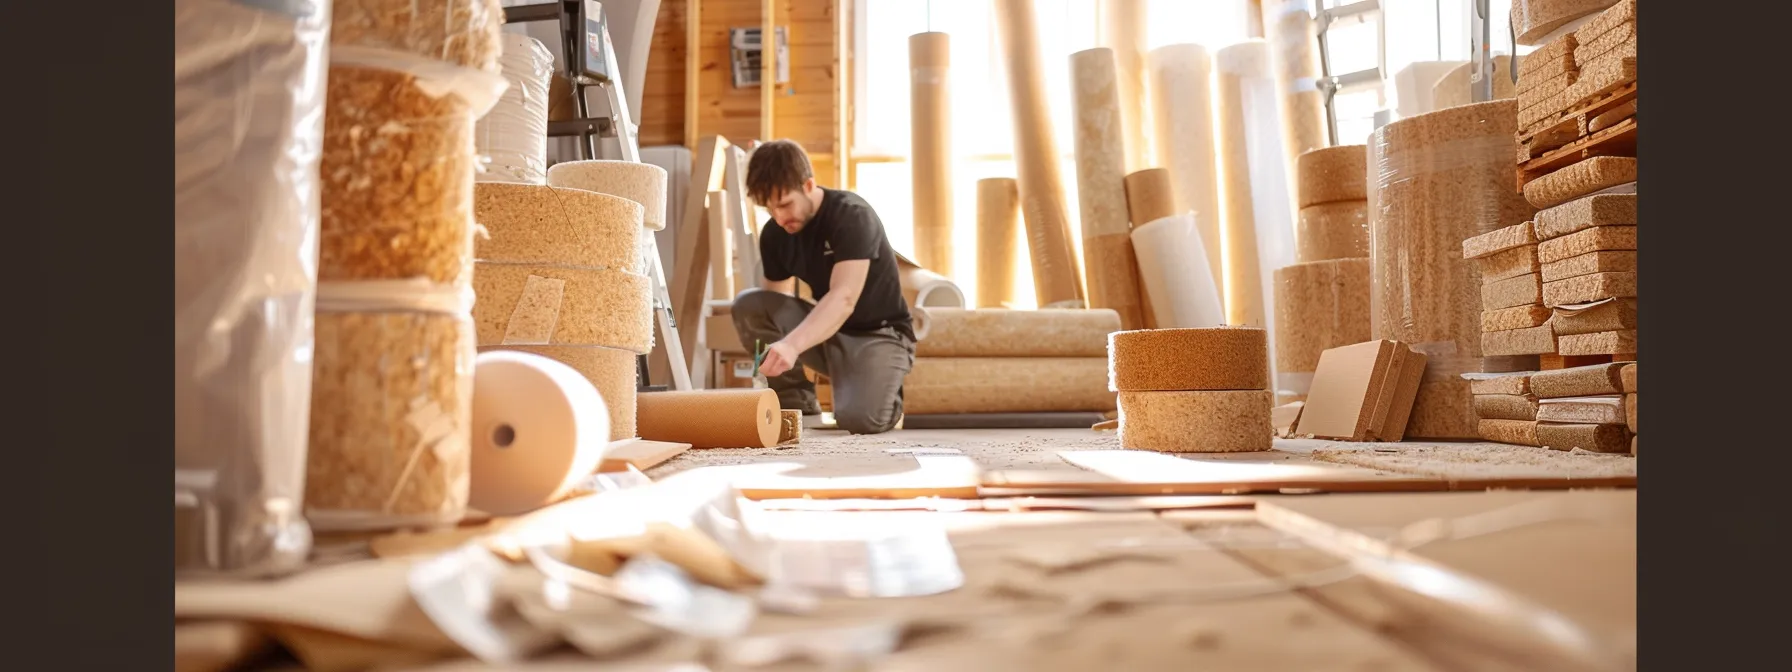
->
[1047,450,1452,495]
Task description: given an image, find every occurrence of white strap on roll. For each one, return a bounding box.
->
[477,34,553,185]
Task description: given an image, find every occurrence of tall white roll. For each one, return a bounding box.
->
[1147,44,1226,300]
[1130,214,1225,329]
[477,34,553,184]
[1218,41,1297,385]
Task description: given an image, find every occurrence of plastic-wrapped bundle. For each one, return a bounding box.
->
[476,33,553,184]
[174,0,330,578]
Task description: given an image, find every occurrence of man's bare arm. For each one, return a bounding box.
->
[779,259,869,353]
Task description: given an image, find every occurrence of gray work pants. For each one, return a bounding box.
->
[730,288,914,434]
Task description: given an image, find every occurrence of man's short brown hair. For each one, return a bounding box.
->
[745,139,814,205]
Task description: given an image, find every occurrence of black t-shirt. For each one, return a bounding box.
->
[759,188,912,337]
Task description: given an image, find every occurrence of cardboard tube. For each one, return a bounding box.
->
[1071,48,1147,331]
[1131,214,1224,329]
[636,389,781,449]
[1214,42,1268,330]
[1098,0,1151,172]
[1266,6,1329,162]
[975,177,1022,309]
[908,32,954,277]
[1147,44,1226,297]
[1124,168,1176,226]
[992,0,1085,307]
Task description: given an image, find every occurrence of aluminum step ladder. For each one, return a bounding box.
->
[1313,0,1386,145]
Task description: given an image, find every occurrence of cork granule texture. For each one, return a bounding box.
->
[479,344,638,441]
[1558,330,1637,356]
[1518,49,1575,81]
[1537,422,1631,454]
[1108,327,1269,392]
[1541,250,1636,283]
[1273,259,1372,374]
[1574,20,1634,64]
[1574,0,1637,44]
[307,311,474,529]
[1483,305,1551,332]
[1117,390,1272,453]
[1296,201,1370,262]
[1543,271,1636,306]
[332,0,505,70]
[1482,273,1543,311]
[1479,245,1541,282]
[1551,298,1637,336]
[1470,373,1533,397]
[474,183,643,270]
[1568,50,1636,108]
[1523,157,1637,210]
[1537,225,1636,264]
[904,358,1117,415]
[1462,222,1538,259]
[545,161,672,231]
[1513,0,1618,46]
[917,308,1120,359]
[471,263,653,352]
[1537,396,1626,425]
[1626,393,1637,433]
[1478,419,1540,447]
[1474,394,1539,421]
[1482,324,1558,356]
[1516,70,1577,111]
[1621,363,1637,393]
[1531,362,1626,398]
[1405,380,1479,440]
[320,66,478,284]
[1297,145,1368,207]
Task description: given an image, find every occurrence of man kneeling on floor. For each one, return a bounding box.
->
[732,139,915,435]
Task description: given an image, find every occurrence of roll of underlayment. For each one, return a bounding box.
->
[480,344,638,441]
[473,183,643,271]
[306,310,475,532]
[1098,0,1151,173]
[1214,41,1275,331]
[904,357,1116,415]
[1512,0,1619,46]
[636,389,781,449]
[1265,5,1329,190]
[898,259,967,310]
[1273,258,1372,400]
[1297,145,1368,208]
[909,32,955,277]
[468,351,610,516]
[1130,214,1225,329]
[1108,327,1269,392]
[1117,390,1273,453]
[471,264,654,352]
[1371,100,1537,439]
[976,178,1022,309]
[476,33,553,184]
[992,0,1085,308]
[1147,43,1226,294]
[546,160,671,231]
[1071,47,1147,331]
[1296,201,1369,262]
[1124,168,1176,226]
[916,308,1120,358]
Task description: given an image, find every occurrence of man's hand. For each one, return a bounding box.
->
[759,340,801,378]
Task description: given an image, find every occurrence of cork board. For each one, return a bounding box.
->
[1541,250,1636,283]
[1551,297,1637,336]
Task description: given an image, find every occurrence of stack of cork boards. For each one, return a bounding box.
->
[1469,371,1543,446]
[1514,0,1637,199]
[1464,222,1554,358]
[1531,363,1635,453]
[1272,146,1372,406]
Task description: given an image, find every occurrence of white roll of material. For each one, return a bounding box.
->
[469,350,611,516]
[1147,44,1226,297]
[1219,41,1298,387]
[1131,214,1226,329]
[477,34,553,185]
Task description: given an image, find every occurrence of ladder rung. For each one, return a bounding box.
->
[546,118,616,138]
[1318,0,1380,27]
[1318,68,1383,96]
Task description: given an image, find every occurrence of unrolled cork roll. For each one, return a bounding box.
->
[320,66,479,284]
[480,344,638,441]
[471,263,653,353]
[1273,259,1373,375]
[474,183,643,270]
[636,389,780,449]
[306,310,474,531]
[332,0,505,71]
[546,160,671,231]
[1108,327,1268,392]
[1298,145,1369,208]
[916,308,1120,358]
[1117,390,1273,453]
[1123,168,1177,226]
[904,357,1116,415]
[1296,201,1369,262]
[976,178,1022,309]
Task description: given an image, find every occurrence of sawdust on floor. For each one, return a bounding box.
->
[1282,438,1638,480]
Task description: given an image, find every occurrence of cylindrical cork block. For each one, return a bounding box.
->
[306,310,474,531]
[909,32,955,277]
[1098,0,1150,173]
[320,66,479,285]
[332,0,505,71]
[1124,168,1176,226]
[1297,145,1368,208]
[1109,327,1269,392]
[545,161,670,231]
[471,264,654,353]
[1267,7,1330,177]
[480,344,638,441]
[976,178,1022,309]
[1296,201,1370,262]
[1118,390,1273,453]
[474,183,643,270]
[636,389,781,449]
[992,0,1085,307]
[917,308,1120,358]
[1072,48,1148,331]
[1148,43,1226,295]
[1214,43,1268,329]
[1274,258,1372,400]
[904,357,1116,415]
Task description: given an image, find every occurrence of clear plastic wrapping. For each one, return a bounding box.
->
[174,0,330,578]
[332,0,507,71]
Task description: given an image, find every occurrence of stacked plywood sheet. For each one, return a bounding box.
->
[1109,327,1272,452]
[1530,363,1635,454]
[1536,192,1637,358]
[1464,222,1555,357]
[1276,146,1372,405]
[1468,372,1542,447]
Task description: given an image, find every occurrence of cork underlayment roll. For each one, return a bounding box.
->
[471,263,654,353]
[636,389,781,449]
[904,357,1117,415]
[545,160,671,231]
[473,183,643,271]
[1214,41,1286,337]
[915,308,1120,358]
[1512,0,1619,46]
[1108,327,1269,392]
[475,33,552,184]
[479,345,638,441]
[306,310,474,531]
[909,32,955,277]
[1297,145,1368,208]
[976,178,1023,309]
[1266,5,1329,194]
[1148,43,1226,294]
[1371,100,1538,438]
[992,0,1085,308]
[468,351,610,516]
[1071,48,1148,331]
[332,0,505,71]
[1273,258,1372,398]
[1117,390,1273,453]
[1132,214,1225,329]
[1098,0,1150,173]
[1297,201,1369,262]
